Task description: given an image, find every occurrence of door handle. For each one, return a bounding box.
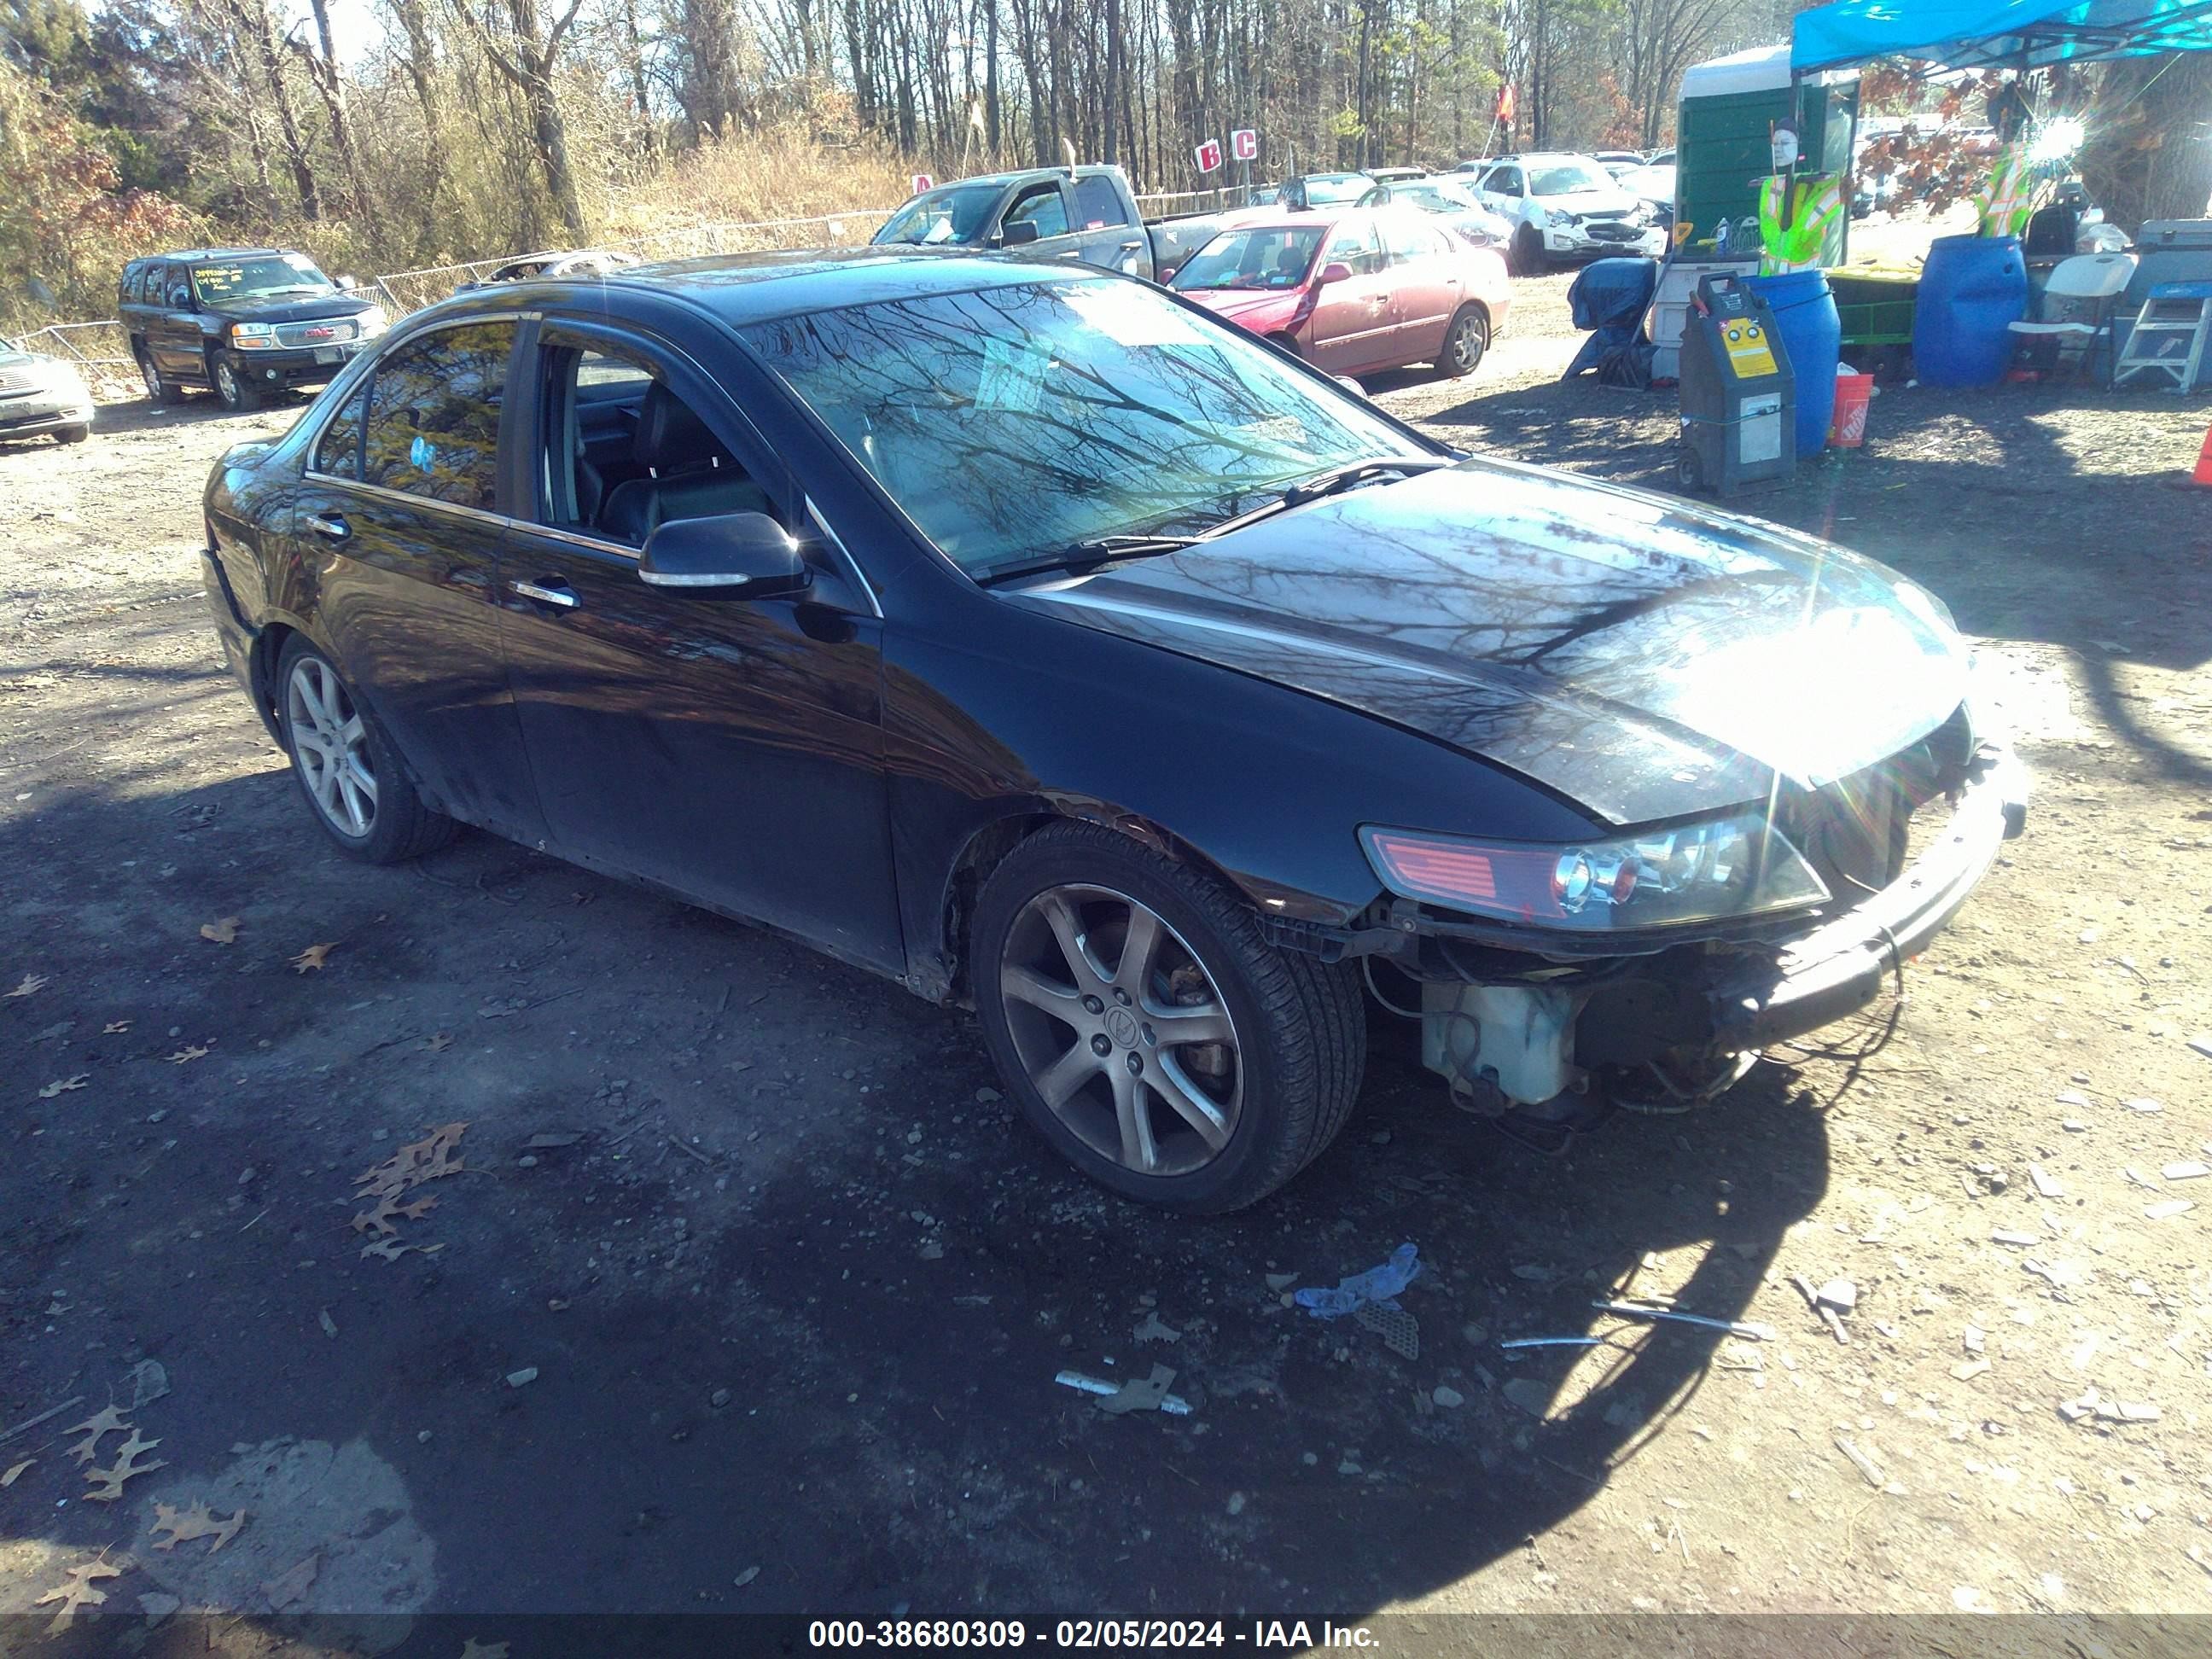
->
[509,579,579,609]
[1057,249,1087,260]
[1118,239,1143,251]
[306,512,349,541]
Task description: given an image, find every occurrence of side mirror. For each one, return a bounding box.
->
[335,275,359,291]
[1316,261,1354,286]
[638,512,812,599]
[998,220,1042,247]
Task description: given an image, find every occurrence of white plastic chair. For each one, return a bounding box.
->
[2007,252,2137,387]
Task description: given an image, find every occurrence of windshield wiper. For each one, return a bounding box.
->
[974,533,1200,587]
[1208,456,1457,536]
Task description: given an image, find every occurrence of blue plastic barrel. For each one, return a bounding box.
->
[1745,269,1841,458]
[1913,234,2028,387]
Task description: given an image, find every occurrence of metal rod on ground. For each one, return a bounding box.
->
[1590,1301,1776,1341]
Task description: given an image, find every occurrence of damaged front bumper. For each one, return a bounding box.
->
[1381,739,2029,1109]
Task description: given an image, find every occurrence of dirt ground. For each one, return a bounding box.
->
[3,255,2211,1653]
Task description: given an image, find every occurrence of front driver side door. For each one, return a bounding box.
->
[495,318,904,972]
[1305,217,1394,375]
[1000,180,1084,265]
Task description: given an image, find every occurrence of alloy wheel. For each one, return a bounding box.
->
[141,358,162,401]
[214,358,243,406]
[286,656,378,838]
[998,884,1243,1178]
[1446,311,1487,374]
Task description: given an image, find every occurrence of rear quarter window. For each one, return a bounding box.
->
[1073,175,1131,229]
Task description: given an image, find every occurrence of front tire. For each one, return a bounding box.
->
[276,637,456,864]
[973,822,1366,1213]
[212,352,261,411]
[55,424,90,445]
[1436,305,1490,378]
[1512,225,1547,276]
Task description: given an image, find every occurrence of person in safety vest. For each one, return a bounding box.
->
[1756,172,1844,273]
[1975,143,2034,237]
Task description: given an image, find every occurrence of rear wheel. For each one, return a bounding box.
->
[1512,224,1547,276]
[276,637,455,864]
[138,349,188,405]
[212,352,261,411]
[1436,305,1490,378]
[974,822,1366,1212]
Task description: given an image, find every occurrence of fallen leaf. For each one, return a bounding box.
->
[424,1032,453,1052]
[102,1019,132,1033]
[290,941,338,974]
[66,1406,131,1466]
[359,1238,445,1261]
[150,1499,247,1553]
[38,1074,89,1098]
[166,1044,210,1064]
[5,972,48,998]
[2,1458,32,1486]
[200,917,241,945]
[34,1560,120,1633]
[318,1308,338,1339]
[263,1551,319,1610]
[83,1429,166,1501]
[356,1122,469,1198]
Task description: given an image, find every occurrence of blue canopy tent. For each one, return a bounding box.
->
[1792,0,2212,73]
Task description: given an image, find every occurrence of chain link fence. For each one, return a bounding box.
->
[10,185,1252,404]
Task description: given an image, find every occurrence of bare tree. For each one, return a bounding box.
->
[452,0,590,234]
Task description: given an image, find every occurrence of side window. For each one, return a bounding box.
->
[120,265,142,305]
[163,265,194,307]
[539,335,774,546]
[361,321,514,510]
[1382,216,1434,263]
[1004,183,1070,241]
[1324,219,1383,277]
[1493,167,1525,196]
[1071,175,1130,230]
[313,383,368,480]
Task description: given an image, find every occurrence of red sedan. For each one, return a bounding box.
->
[1168,208,1511,379]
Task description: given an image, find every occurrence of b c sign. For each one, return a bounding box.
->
[1231,129,1258,161]
[1193,138,1224,174]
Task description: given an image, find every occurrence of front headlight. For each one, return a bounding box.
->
[230,323,276,351]
[1544,207,1576,227]
[32,360,90,400]
[1360,812,1832,934]
[355,305,388,338]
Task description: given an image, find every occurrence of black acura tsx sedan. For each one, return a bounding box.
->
[199,247,2027,1211]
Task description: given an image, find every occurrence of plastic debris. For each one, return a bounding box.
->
[2029,1163,2064,1198]
[1055,1368,1192,1416]
[2143,1199,2195,1220]
[2161,1161,2209,1182]
[1952,1358,1992,1382]
[1990,1230,2040,1247]
[1263,1272,1298,1292]
[1815,1278,1858,1312]
[1592,1301,1774,1342]
[504,1367,538,1388]
[2124,1097,2165,1114]
[1499,1336,1603,1350]
[1353,1304,1420,1359]
[1834,1434,1886,1489]
[1132,1312,1182,1345]
[1294,1243,1421,1318]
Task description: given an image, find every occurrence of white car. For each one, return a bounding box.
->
[0,347,94,445]
[1472,153,1667,272]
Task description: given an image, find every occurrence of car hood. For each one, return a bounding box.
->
[1177,288,1301,318]
[216,292,373,324]
[1541,188,1638,216]
[1003,459,1970,826]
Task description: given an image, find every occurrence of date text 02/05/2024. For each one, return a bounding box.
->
[806,1620,1381,1650]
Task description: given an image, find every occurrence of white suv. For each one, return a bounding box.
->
[1473,153,1666,272]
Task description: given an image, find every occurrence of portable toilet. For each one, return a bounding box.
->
[1675,44,1858,263]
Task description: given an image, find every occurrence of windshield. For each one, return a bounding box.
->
[192,253,335,303]
[1394,181,1480,214]
[1299,173,1371,205]
[1528,161,1613,196]
[874,183,1004,247]
[1170,227,1325,292]
[742,278,1422,573]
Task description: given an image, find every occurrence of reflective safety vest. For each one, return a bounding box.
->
[1757,172,1844,273]
[1976,143,2034,237]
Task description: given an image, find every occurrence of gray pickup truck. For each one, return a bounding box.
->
[870,166,1230,283]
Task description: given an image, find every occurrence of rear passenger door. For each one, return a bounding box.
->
[1069,174,1148,274]
[289,317,546,841]
[1381,215,1461,361]
[496,318,903,969]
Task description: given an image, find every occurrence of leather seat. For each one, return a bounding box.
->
[600,381,772,544]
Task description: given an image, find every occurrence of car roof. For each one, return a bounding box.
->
[133,247,304,265]
[550,247,1100,326]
